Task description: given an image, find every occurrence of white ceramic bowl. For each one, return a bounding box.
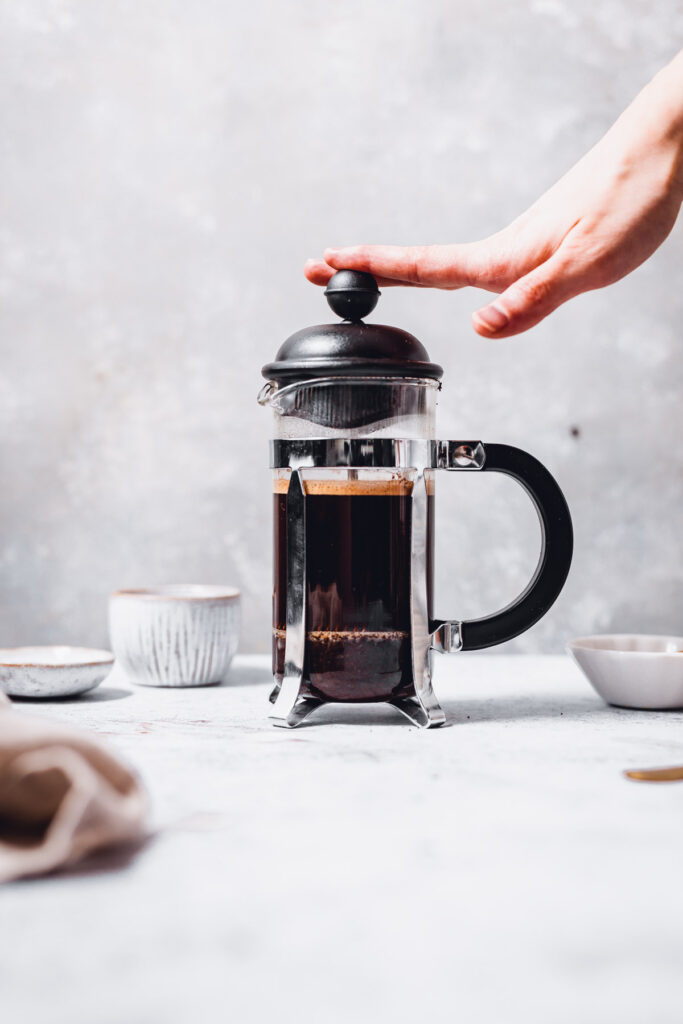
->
[109,585,241,688]
[0,646,114,699]
[568,634,683,710]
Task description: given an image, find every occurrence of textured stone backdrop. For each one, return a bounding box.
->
[1,0,682,654]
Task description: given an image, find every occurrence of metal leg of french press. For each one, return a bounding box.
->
[270,679,322,725]
[270,470,322,728]
[390,468,446,728]
[397,639,445,728]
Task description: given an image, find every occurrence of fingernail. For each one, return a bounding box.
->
[324,247,341,258]
[473,304,509,332]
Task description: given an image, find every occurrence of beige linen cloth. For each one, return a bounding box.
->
[0,691,148,882]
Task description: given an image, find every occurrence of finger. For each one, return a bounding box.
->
[322,243,486,288]
[303,258,421,289]
[304,259,335,286]
[471,250,585,339]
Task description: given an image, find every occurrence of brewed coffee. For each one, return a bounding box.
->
[273,475,432,702]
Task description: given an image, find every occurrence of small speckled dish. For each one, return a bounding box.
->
[0,646,115,699]
[568,634,683,710]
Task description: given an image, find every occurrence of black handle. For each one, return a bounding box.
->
[435,443,573,651]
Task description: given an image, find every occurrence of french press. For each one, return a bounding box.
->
[258,270,573,728]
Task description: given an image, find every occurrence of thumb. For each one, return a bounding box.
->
[472,251,582,338]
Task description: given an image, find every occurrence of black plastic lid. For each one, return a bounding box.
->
[261,269,443,384]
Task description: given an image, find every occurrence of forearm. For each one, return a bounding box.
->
[642,49,683,139]
[611,49,683,200]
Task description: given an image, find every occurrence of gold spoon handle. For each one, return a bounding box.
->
[625,766,683,782]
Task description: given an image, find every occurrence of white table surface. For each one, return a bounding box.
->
[3,653,683,1024]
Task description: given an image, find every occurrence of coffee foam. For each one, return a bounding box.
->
[272,476,413,496]
[307,629,410,641]
[272,628,409,641]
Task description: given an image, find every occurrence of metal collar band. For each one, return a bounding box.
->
[270,438,486,471]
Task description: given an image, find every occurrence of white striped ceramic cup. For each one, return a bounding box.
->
[109,585,240,687]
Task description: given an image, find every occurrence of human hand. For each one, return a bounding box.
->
[305,53,683,338]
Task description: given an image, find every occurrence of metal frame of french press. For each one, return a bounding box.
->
[268,436,573,729]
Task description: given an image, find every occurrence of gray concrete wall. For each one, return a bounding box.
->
[1,0,682,654]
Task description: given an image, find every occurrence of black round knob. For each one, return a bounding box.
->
[324,269,380,322]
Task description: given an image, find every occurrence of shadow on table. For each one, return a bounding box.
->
[289,694,607,729]
[222,662,273,688]
[440,691,612,726]
[300,704,428,728]
[244,682,612,728]
[13,834,155,887]
[10,686,133,706]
